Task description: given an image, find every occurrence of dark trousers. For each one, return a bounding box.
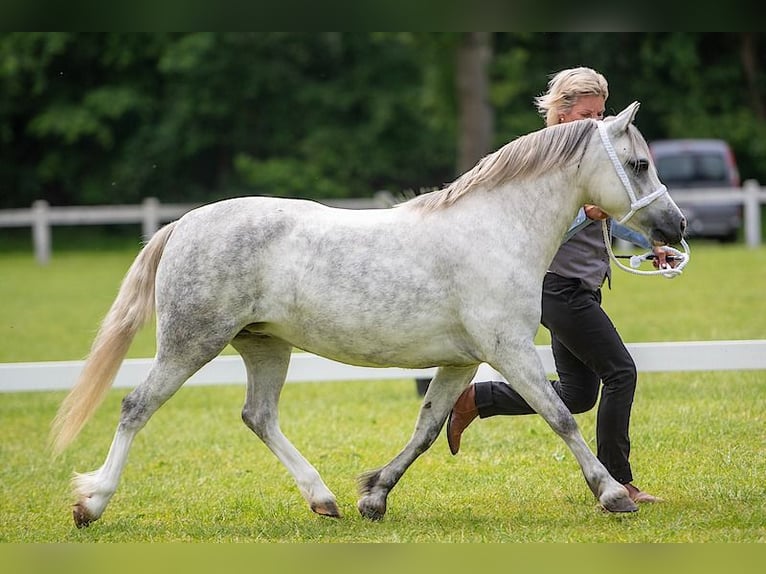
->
[474,272,637,484]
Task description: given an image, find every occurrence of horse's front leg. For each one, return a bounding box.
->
[357,364,478,521]
[493,344,636,513]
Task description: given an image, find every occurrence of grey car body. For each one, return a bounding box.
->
[649,139,742,242]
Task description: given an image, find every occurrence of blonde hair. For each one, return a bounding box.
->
[534,67,609,127]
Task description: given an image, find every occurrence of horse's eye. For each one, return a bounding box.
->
[627,159,649,174]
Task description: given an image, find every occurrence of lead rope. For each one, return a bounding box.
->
[602,220,690,278]
[595,121,690,278]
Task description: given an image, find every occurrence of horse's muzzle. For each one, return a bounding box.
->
[651,215,687,246]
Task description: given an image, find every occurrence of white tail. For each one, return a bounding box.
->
[50,222,177,455]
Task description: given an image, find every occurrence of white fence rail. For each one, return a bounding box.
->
[0,193,394,265]
[2,340,764,393]
[1,183,765,265]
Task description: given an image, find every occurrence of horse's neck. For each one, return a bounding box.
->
[477,174,586,267]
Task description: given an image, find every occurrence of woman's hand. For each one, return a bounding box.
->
[584,204,608,220]
[651,246,679,269]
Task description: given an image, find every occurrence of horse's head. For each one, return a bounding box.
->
[582,102,686,246]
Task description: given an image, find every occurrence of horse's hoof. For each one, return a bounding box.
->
[357,499,386,521]
[600,494,638,513]
[311,500,342,518]
[72,503,95,528]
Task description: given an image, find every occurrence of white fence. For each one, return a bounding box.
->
[0,183,765,264]
[0,193,395,265]
[1,340,764,393]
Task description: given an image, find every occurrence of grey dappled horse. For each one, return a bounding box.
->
[51,102,685,527]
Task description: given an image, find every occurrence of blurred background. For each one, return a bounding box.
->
[1,32,764,212]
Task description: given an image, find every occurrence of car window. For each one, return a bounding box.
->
[655,153,729,184]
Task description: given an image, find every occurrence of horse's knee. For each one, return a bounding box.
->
[548,408,579,438]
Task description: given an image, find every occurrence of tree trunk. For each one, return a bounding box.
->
[455,32,494,175]
[739,32,765,121]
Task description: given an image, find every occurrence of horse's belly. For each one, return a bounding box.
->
[249,322,477,369]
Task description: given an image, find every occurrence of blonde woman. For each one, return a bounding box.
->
[447,67,671,504]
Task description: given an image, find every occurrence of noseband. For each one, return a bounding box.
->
[596,121,690,278]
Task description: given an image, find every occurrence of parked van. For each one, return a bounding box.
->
[649,139,742,242]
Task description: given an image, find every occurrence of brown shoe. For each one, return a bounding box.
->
[446,385,478,455]
[624,483,662,503]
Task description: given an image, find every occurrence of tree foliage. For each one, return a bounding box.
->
[1,32,765,209]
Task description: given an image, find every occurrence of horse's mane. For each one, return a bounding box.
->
[403,118,597,211]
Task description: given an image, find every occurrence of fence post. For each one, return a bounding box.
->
[32,200,51,265]
[142,197,160,241]
[743,179,761,249]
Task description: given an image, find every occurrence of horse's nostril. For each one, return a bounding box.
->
[680,217,687,234]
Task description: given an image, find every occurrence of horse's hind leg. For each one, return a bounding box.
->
[230,333,340,518]
[357,364,478,521]
[71,352,220,527]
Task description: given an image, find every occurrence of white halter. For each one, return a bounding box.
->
[596,121,690,278]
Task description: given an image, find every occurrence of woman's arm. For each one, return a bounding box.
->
[611,221,652,249]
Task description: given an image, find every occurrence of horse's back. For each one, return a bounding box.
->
[176,196,396,243]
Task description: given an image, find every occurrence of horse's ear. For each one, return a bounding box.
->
[610,101,640,132]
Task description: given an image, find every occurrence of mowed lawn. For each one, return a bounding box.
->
[0,241,764,542]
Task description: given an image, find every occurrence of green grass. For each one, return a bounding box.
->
[0,240,765,542]
[1,374,764,542]
[1,250,155,362]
